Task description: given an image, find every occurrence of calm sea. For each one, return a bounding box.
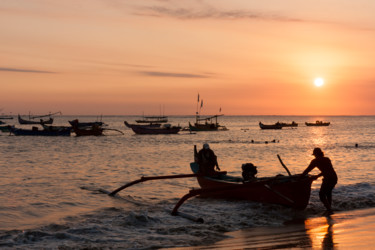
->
[1,115,375,249]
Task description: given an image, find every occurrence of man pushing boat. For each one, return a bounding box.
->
[301,148,338,214]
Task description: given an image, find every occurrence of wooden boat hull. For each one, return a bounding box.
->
[280,122,298,127]
[305,122,330,126]
[259,122,282,129]
[195,174,315,209]
[0,125,14,132]
[68,120,104,128]
[125,121,180,134]
[18,115,53,125]
[10,127,71,136]
[72,127,103,136]
[188,122,227,131]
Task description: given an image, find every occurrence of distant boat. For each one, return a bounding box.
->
[189,114,228,131]
[9,126,71,136]
[68,119,104,128]
[279,121,298,127]
[125,121,181,134]
[188,95,227,132]
[259,122,282,130]
[18,115,54,125]
[0,125,14,133]
[135,116,168,124]
[305,121,330,126]
[0,115,13,120]
[70,119,103,136]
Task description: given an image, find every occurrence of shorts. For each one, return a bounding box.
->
[320,178,337,195]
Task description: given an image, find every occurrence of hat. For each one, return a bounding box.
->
[203,143,210,149]
[312,147,323,156]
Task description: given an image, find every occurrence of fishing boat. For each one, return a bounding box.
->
[68,119,105,128]
[70,120,103,136]
[18,114,54,125]
[305,121,330,126]
[279,121,298,127]
[0,115,13,120]
[259,122,282,130]
[135,116,168,124]
[107,146,319,223]
[188,94,227,131]
[9,126,71,136]
[125,121,181,134]
[0,125,14,133]
[42,124,72,134]
[189,115,228,131]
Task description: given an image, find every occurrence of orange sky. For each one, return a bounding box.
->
[1,0,375,115]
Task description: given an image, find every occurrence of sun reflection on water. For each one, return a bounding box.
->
[305,216,336,249]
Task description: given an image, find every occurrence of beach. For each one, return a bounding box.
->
[178,207,375,249]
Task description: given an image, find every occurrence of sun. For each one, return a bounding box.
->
[314,77,324,87]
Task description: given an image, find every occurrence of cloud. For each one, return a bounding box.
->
[138,71,210,78]
[133,5,303,23]
[0,67,56,74]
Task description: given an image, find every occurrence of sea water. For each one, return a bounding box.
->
[0,115,375,249]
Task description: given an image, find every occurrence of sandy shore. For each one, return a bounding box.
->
[173,207,375,249]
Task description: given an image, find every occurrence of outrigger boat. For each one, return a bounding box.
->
[279,121,298,127]
[18,114,54,125]
[188,94,227,131]
[18,111,61,125]
[305,121,330,126]
[70,119,103,136]
[9,126,71,136]
[124,121,181,134]
[259,122,282,130]
[0,125,14,133]
[189,114,228,131]
[107,146,319,222]
[135,116,168,124]
[70,119,123,136]
[68,119,105,128]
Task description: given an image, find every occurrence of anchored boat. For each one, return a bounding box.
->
[259,122,282,130]
[124,121,181,134]
[305,121,330,126]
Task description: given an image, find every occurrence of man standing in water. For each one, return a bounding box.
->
[301,148,338,214]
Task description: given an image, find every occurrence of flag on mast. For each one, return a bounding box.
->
[197,93,200,102]
[201,100,203,108]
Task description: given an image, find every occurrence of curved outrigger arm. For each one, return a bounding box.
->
[109,173,200,196]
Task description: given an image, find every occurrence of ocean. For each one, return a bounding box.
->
[1,115,375,249]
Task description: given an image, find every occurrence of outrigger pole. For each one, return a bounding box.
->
[108,173,200,196]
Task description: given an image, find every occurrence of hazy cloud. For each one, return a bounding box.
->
[134,6,303,23]
[0,67,56,74]
[139,71,210,78]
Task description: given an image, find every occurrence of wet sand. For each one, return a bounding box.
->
[173,207,375,249]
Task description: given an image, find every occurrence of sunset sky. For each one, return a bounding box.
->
[1,0,375,116]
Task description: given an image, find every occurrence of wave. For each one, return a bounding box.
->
[1,182,374,249]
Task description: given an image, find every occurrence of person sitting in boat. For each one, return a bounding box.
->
[301,148,338,214]
[242,163,257,182]
[197,143,220,176]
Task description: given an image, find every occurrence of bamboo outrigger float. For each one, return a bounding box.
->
[108,146,319,222]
